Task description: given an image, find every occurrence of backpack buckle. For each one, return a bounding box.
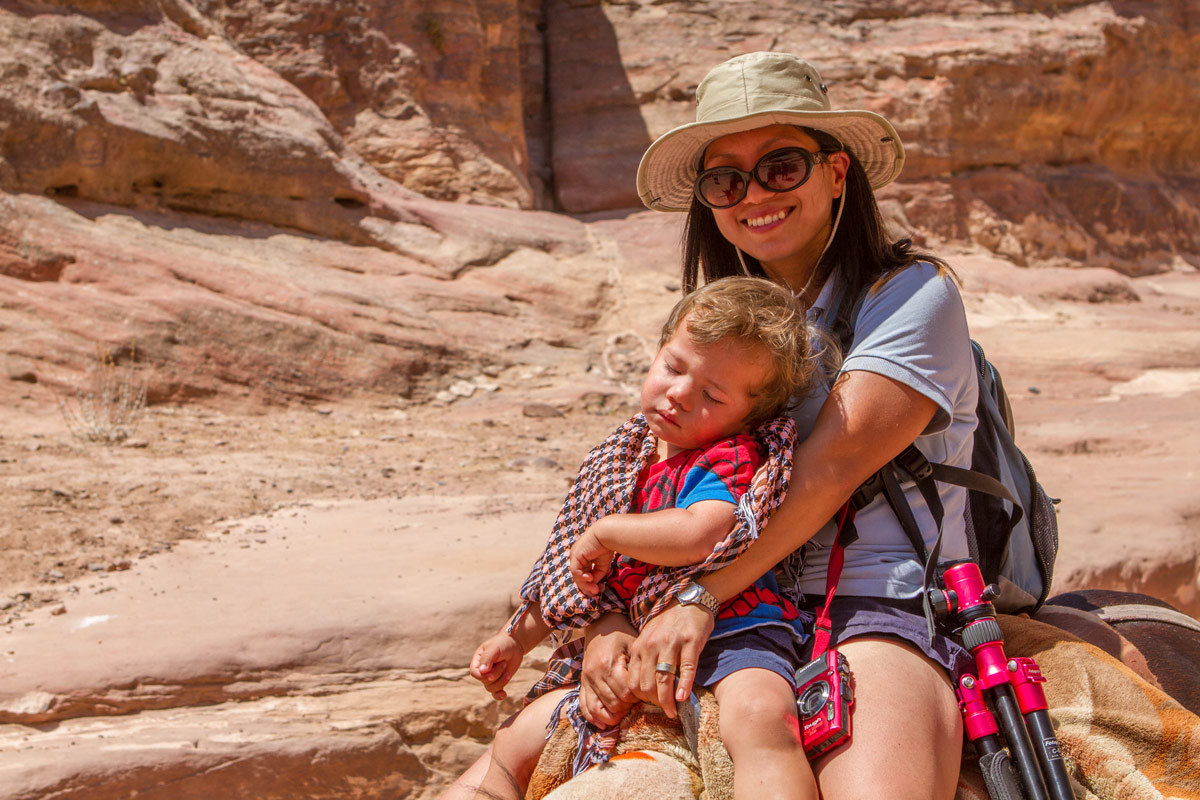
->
[849,470,883,510]
[894,445,932,482]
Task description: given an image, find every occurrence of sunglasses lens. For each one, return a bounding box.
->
[694,148,821,208]
[697,169,747,209]
[756,149,813,191]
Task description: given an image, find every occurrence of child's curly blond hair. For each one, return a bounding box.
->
[658,276,832,429]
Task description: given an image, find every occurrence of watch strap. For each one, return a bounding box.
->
[679,581,720,615]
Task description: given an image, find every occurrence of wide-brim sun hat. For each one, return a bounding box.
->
[637,51,905,212]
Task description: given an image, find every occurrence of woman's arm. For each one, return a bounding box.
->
[629,369,940,715]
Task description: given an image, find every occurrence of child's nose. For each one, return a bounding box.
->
[665,379,691,408]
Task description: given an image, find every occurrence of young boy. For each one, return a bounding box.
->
[455,277,824,800]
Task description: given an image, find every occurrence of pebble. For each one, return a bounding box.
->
[448,380,476,398]
[522,403,563,419]
[48,569,65,580]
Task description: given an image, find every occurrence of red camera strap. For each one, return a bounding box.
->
[810,501,856,659]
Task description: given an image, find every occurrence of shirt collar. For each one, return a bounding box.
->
[806,276,840,325]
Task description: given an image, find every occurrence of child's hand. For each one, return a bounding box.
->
[470,632,524,701]
[570,526,615,597]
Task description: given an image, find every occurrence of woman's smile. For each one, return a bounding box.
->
[744,208,792,230]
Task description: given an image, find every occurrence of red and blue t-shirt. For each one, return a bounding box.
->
[609,434,807,642]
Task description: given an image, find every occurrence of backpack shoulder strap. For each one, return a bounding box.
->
[828,279,865,357]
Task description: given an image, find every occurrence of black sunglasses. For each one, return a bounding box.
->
[694,147,834,209]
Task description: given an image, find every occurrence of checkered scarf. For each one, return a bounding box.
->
[512,413,796,775]
[511,412,797,640]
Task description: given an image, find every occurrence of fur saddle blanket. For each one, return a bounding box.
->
[527,614,1200,800]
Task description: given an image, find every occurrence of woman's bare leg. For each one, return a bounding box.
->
[813,637,963,800]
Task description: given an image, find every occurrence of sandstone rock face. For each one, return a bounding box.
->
[0,0,585,260]
[0,192,602,404]
[565,0,1200,270]
[0,1,604,401]
[1,1,1199,799]
[0,496,558,800]
[4,1,1198,271]
[194,0,549,209]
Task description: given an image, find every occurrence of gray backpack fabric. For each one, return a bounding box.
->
[835,293,1059,614]
[957,340,1059,612]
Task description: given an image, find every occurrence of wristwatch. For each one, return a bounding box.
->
[677,581,720,615]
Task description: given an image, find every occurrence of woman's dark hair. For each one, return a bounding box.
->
[680,127,948,310]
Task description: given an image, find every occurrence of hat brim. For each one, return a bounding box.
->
[636,110,905,212]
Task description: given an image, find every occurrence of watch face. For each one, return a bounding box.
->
[679,584,699,603]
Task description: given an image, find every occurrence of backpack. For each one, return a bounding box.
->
[832,286,1060,615]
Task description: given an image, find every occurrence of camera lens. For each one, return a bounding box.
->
[798,680,830,717]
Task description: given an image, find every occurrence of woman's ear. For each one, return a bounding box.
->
[828,151,851,199]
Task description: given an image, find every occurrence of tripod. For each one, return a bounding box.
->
[930,560,1076,800]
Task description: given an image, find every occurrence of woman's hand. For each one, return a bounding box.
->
[579,613,638,728]
[628,601,714,719]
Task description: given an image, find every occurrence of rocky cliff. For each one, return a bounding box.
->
[2,0,1198,404]
[2,2,1200,799]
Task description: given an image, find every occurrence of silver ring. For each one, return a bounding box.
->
[655,662,676,674]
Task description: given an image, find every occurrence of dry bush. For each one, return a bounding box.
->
[57,342,148,444]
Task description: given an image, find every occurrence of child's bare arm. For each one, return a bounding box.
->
[507,602,552,653]
[575,499,737,576]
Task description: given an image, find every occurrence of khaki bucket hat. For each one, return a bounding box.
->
[637,52,905,212]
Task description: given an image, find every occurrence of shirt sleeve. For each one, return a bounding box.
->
[839,262,975,435]
[675,435,760,509]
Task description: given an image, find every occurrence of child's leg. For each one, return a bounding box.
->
[712,668,817,800]
[440,687,568,800]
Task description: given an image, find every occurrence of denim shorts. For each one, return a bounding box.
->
[798,595,974,677]
[694,624,807,690]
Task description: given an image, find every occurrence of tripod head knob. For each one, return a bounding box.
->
[927,586,956,621]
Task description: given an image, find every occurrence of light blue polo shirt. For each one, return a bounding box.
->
[790,262,978,600]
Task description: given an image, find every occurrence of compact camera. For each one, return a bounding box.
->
[795,649,854,759]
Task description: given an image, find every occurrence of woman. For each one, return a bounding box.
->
[578,51,976,799]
